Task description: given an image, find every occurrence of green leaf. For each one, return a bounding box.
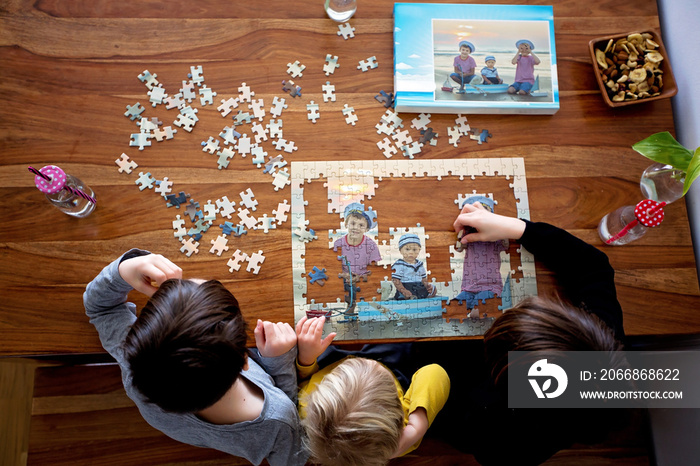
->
[632,132,693,171]
[683,147,700,195]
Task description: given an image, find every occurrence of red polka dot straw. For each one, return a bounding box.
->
[28,166,97,204]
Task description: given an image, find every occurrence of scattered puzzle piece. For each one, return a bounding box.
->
[180,237,199,257]
[322,82,336,103]
[357,56,378,72]
[337,22,355,40]
[341,104,357,125]
[286,60,306,78]
[307,100,320,123]
[323,54,340,76]
[115,153,138,174]
[227,249,249,272]
[308,266,329,286]
[246,250,265,274]
[209,234,230,256]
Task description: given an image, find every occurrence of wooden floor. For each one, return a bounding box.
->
[0,359,650,466]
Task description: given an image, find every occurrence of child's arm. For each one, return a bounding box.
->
[392,408,429,458]
[530,51,541,65]
[392,278,412,298]
[84,250,182,360]
[252,319,299,402]
[295,316,336,378]
[511,52,520,65]
[421,276,433,293]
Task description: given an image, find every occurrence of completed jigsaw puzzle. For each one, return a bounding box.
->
[291,158,537,341]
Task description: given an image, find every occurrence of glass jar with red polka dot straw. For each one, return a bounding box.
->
[598,199,666,246]
[29,165,96,218]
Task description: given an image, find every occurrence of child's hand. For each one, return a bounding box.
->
[118,254,182,297]
[254,320,297,358]
[295,316,336,366]
[401,289,413,298]
[392,408,429,458]
[453,202,526,243]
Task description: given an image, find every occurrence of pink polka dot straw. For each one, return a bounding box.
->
[605,199,665,244]
[28,166,97,204]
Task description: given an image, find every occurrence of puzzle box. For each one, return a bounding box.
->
[290,158,538,341]
[393,3,560,115]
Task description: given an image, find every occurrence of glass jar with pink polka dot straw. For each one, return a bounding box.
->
[29,165,96,218]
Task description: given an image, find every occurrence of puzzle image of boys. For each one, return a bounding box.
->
[455,196,507,310]
[391,233,436,300]
[450,40,480,92]
[508,39,541,95]
[332,203,382,314]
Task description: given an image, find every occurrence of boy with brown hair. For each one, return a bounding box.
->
[84,249,307,465]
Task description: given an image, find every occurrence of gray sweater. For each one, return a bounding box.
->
[83,249,308,465]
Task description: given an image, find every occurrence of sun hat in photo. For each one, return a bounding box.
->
[516,39,535,50]
[398,233,421,250]
[458,40,475,52]
[484,55,496,62]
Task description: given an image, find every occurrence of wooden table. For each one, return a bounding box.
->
[1,0,699,357]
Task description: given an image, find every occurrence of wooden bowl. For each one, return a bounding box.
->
[589,31,677,107]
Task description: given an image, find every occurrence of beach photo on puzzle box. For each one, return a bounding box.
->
[433,18,554,102]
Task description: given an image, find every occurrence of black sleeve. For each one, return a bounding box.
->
[519,221,625,340]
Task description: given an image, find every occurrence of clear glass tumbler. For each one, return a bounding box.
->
[639,162,685,204]
[324,0,357,22]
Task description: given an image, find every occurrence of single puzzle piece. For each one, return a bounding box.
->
[286,60,306,78]
[215,195,237,218]
[172,215,187,240]
[124,102,145,121]
[137,70,159,90]
[164,93,185,110]
[306,101,320,123]
[217,97,239,117]
[153,126,177,142]
[293,220,317,243]
[239,188,258,211]
[188,65,204,86]
[337,22,355,40]
[419,127,438,145]
[455,114,470,135]
[308,266,329,286]
[202,200,218,224]
[323,54,340,76]
[282,79,302,98]
[216,146,235,169]
[115,153,138,174]
[173,114,196,132]
[246,250,266,274]
[180,238,199,257]
[401,141,423,159]
[235,134,252,156]
[180,80,196,103]
[392,129,413,147]
[185,199,201,222]
[381,109,403,128]
[219,126,241,145]
[270,96,288,118]
[238,82,254,102]
[272,168,291,191]
[233,110,252,126]
[248,98,265,121]
[264,154,287,174]
[129,132,151,151]
[227,249,249,272]
[237,207,258,230]
[341,104,357,125]
[165,191,189,208]
[376,137,397,159]
[447,126,461,147]
[180,105,199,122]
[410,113,431,131]
[357,56,378,72]
[374,90,394,108]
[251,122,269,144]
[272,199,290,224]
[154,177,173,197]
[266,119,283,139]
[250,145,267,168]
[135,172,155,190]
[198,85,217,106]
[147,84,167,107]
[201,136,220,154]
[209,234,230,256]
[322,81,336,102]
[257,214,277,233]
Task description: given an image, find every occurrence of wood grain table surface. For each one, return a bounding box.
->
[1,0,698,356]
